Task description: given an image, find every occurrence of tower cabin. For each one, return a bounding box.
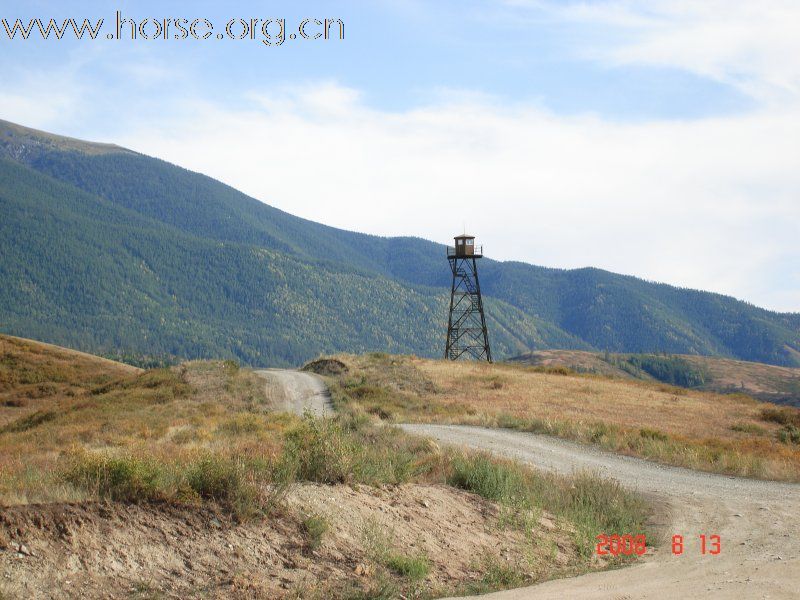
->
[450,234,482,258]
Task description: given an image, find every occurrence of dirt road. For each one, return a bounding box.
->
[402,424,800,599]
[260,371,800,598]
[255,369,332,417]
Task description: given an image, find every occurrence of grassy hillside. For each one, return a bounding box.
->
[315,353,800,482]
[0,334,139,428]
[1,118,798,367]
[511,350,800,407]
[0,336,649,598]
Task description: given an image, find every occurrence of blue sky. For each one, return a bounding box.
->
[2,1,799,312]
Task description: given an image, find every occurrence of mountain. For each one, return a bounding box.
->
[1,118,798,367]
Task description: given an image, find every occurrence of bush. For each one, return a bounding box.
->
[639,428,669,441]
[761,407,800,427]
[63,452,164,502]
[777,425,800,445]
[0,410,56,433]
[283,416,359,484]
[302,358,348,376]
[301,513,329,551]
[184,455,261,518]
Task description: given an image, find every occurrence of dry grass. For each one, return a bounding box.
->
[323,354,800,482]
[0,341,647,530]
[0,344,286,507]
[512,349,800,404]
[0,339,652,597]
[0,334,139,428]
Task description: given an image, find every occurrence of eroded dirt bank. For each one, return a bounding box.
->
[0,483,585,599]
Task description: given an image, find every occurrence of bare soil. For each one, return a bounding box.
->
[0,483,581,599]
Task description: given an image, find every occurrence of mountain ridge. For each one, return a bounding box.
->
[1,118,798,367]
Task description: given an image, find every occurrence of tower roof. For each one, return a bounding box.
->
[454,234,475,239]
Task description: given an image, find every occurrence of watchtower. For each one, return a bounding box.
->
[445,234,492,362]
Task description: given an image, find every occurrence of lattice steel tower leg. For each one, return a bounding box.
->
[445,235,492,362]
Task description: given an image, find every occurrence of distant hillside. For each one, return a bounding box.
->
[0,333,139,428]
[1,118,798,366]
[510,350,800,407]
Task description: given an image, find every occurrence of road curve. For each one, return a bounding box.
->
[254,369,333,417]
[254,371,800,598]
[401,424,800,600]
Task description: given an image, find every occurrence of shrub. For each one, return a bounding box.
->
[63,452,164,502]
[185,455,259,513]
[639,428,669,441]
[777,425,800,445]
[761,407,800,427]
[302,358,348,376]
[0,410,57,433]
[283,416,359,484]
[301,513,329,551]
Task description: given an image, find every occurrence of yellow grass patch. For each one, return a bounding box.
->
[323,354,800,482]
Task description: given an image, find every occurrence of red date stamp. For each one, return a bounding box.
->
[595,534,647,556]
[595,534,721,556]
[671,534,721,555]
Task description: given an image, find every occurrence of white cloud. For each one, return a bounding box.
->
[116,83,800,312]
[5,1,797,313]
[0,68,84,128]
[519,1,800,105]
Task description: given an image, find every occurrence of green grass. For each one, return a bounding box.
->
[63,452,165,503]
[301,513,329,551]
[777,425,800,445]
[448,453,530,508]
[384,553,431,580]
[477,554,527,589]
[446,452,648,558]
[62,451,266,520]
[639,428,669,441]
[730,423,767,435]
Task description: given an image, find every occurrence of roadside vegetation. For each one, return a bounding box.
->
[312,353,800,483]
[1,337,651,599]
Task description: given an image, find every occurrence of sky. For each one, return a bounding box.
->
[1,0,798,312]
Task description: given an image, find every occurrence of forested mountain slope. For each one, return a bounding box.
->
[1,119,798,366]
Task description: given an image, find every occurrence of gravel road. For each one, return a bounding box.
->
[402,424,800,599]
[257,370,800,598]
[254,369,332,417]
